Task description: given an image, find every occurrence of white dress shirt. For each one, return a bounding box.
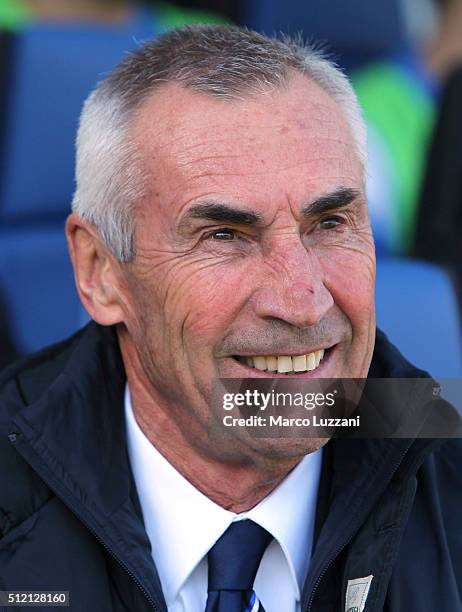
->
[125,386,322,612]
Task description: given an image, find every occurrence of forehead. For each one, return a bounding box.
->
[131,74,363,219]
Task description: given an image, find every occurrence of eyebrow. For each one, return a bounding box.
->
[178,187,362,232]
[301,187,362,217]
[179,202,264,230]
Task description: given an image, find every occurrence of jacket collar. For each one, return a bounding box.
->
[13,323,128,515]
[10,323,168,611]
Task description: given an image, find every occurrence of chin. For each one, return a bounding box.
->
[246,436,330,460]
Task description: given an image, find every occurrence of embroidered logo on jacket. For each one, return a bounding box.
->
[345,575,374,612]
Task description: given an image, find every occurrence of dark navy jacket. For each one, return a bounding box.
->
[0,323,461,611]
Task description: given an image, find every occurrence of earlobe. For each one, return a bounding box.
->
[66,214,125,326]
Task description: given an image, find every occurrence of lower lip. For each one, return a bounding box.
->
[230,347,334,378]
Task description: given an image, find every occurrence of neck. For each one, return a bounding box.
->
[426,3,462,79]
[118,329,301,513]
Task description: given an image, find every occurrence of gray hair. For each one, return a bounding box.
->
[72,25,367,262]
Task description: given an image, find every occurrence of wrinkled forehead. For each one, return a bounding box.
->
[132,74,356,148]
[130,75,364,222]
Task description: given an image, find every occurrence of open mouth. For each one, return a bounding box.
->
[233,348,329,375]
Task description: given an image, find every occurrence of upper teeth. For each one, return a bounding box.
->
[243,350,325,374]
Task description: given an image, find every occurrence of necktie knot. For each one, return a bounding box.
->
[207,520,272,592]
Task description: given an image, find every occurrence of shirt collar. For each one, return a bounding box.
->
[125,386,322,604]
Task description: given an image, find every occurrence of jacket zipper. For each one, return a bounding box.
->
[304,443,412,612]
[8,432,161,612]
[66,507,159,612]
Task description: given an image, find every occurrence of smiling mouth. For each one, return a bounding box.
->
[233,349,327,375]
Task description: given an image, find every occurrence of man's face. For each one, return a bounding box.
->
[120,74,375,458]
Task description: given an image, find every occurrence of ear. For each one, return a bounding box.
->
[66,213,126,326]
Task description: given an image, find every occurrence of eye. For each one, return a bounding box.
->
[319,216,344,230]
[211,228,236,240]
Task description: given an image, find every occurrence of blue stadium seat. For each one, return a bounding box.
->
[244,0,407,72]
[0,6,157,355]
[376,258,462,378]
[0,226,87,353]
[0,8,157,222]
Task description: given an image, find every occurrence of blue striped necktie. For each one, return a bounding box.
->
[204,519,272,612]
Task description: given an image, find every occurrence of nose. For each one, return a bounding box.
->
[252,238,334,329]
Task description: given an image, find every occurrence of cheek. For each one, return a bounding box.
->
[322,247,376,327]
[137,251,251,349]
[179,264,250,345]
